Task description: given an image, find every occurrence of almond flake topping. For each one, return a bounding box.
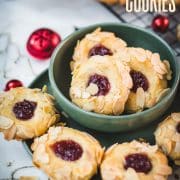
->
[136,88,145,109]
[171,113,180,122]
[0,116,14,129]
[86,83,99,95]
[174,142,180,153]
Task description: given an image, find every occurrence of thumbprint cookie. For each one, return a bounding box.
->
[155,113,180,165]
[0,87,59,140]
[31,126,104,180]
[101,140,172,180]
[70,28,127,71]
[116,47,172,113]
[70,55,132,115]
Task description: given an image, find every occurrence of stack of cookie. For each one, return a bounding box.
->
[70,28,172,115]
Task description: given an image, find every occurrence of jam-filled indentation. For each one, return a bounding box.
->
[88,74,110,96]
[130,70,149,93]
[88,44,112,57]
[51,140,83,161]
[13,99,37,120]
[124,153,152,174]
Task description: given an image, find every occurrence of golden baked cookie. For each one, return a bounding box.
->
[31,126,104,180]
[70,55,132,115]
[101,140,172,180]
[70,28,127,71]
[0,87,59,140]
[155,113,180,165]
[116,47,171,113]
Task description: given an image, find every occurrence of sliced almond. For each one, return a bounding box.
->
[172,133,180,142]
[136,87,145,109]
[20,176,39,180]
[48,127,60,141]
[163,60,170,69]
[81,92,90,99]
[112,97,124,115]
[166,71,172,80]
[167,124,174,130]
[36,144,49,164]
[151,53,160,66]
[135,48,147,62]
[4,125,17,140]
[174,142,180,153]
[0,116,14,129]
[159,62,168,73]
[86,83,98,95]
[155,128,162,137]
[171,113,180,122]
[82,102,94,111]
[157,73,163,80]
[146,50,152,59]
[156,165,172,175]
[154,175,167,180]
[124,168,139,180]
[31,138,39,151]
[72,88,81,98]
[153,64,166,75]
[156,88,170,103]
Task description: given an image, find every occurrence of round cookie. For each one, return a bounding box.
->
[70,55,132,115]
[101,140,172,180]
[155,113,180,165]
[70,28,127,71]
[31,126,104,180]
[0,87,59,140]
[116,47,172,113]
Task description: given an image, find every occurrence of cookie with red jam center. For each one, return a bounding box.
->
[0,87,59,140]
[116,47,171,113]
[70,28,127,71]
[31,127,104,180]
[70,55,132,115]
[101,140,172,180]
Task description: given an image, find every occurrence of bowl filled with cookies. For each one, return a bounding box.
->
[49,23,180,132]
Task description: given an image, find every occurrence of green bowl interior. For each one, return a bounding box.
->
[51,23,177,114]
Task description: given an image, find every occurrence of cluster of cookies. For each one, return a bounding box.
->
[0,86,179,179]
[70,28,172,115]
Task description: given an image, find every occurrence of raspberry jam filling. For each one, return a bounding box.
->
[88,44,113,57]
[176,122,180,133]
[124,153,152,174]
[51,140,83,161]
[13,100,37,120]
[130,70,149,93]
[88,74,110,96]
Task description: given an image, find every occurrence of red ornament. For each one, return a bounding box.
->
[27,28,61,60]
[152,15,169,33]
[5,79,23,91]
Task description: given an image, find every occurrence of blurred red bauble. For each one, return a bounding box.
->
[27,28,61,60]
[5,79,23,91]
[152,15,169,33]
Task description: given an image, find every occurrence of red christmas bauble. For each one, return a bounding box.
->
[5,79,23,91]
[152,15,169,33]
[27,28,61,60]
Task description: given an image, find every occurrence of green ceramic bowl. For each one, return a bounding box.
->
[49,23,180,132]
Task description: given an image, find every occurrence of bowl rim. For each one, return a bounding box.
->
[49,22,180,120]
